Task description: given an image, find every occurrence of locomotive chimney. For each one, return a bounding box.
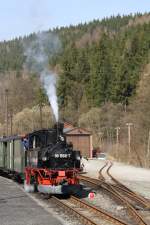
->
[54,122,64,140]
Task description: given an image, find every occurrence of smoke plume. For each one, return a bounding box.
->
[41,70,58,121]
[24,32,61,122]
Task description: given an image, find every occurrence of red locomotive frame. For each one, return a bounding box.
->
[25,167,79,186]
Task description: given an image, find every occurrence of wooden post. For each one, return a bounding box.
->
[126,123,133,163]
[5,89,9,136]
[147,130,150,167]
[89,135,93,158]
[115,127,120,159]
[39,103,43,129]
[10,110,13,135]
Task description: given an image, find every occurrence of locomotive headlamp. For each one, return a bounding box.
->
[76,156,81,160]
[42,156,47,161]
[59,135,64,141]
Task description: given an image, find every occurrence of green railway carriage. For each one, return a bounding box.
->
[0,142,5,167]
[0,136,26,179]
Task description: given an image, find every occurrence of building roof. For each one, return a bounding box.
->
[64,127,91,135]
[63,121,91,135]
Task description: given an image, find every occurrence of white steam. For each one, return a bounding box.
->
[41,70,59,122]
[24,32,61,122]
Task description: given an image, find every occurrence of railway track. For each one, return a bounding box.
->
[79,162,150,225]
[105,162,150,210]
[51,195,130,225]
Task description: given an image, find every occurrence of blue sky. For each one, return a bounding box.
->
[0,0,150,41]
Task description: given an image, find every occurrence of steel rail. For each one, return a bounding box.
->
[101,181,148,225]
[110,184,150,209]
[98,162,149,225]
[52,195,130,225]
[106,162,150,209]
[98,162,109,180]
[52,196,98,225]
[78,164,149,225]
[78,174,104,187]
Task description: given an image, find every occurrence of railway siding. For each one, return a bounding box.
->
[79,161,150,225]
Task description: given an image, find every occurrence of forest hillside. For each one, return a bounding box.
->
[0,13,150,166]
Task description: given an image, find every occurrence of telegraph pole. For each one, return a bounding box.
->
[5,89,9,136]
[147,130,150,157]
[39,102,43,129]
[126,123,133,155]
[10,109,13,135]
[115,127,120,144]
[115,127,120,158]
[147,130,150,167]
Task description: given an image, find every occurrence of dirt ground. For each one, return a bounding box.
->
[82,158,150,199]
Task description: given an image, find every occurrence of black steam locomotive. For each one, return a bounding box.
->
[24,123,81,194]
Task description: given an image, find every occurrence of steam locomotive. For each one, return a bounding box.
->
[0,123,81,194]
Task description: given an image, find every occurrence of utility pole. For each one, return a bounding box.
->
[39,102,43,129]
[115,127,120,144]
[5,89,9,136]
[10,109,13,135]
[147,130,150,157]
[126,123,133,155]
[98,131,103,149]
[147,130,150,167]
[124,98,127,113]
[115,127,120,158]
